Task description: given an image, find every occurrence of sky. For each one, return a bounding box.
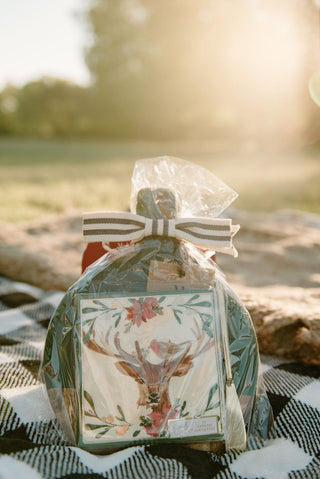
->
[0,0,91,90]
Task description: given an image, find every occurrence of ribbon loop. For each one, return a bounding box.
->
[83,212,239,256]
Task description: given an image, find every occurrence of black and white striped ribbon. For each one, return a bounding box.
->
[83,212,240,256]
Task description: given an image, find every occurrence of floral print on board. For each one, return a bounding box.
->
[80,291,223,445]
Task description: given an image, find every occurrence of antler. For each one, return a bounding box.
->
[84,327,151,376]
[114,333,141,368]
[85,328,139,365]
[156,320,214,378]
[84,327,120,357]
[84,319,214,383]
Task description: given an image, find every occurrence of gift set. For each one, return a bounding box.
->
[41,156,273,453]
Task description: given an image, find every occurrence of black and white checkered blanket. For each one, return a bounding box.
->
[0,276,319,479]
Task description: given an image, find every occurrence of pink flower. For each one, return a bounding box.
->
[145,403,179,437]
[162,402,179,424]
[141,301,156,320]
[144,410,164,437]
[126,297,161,327]
[126,299,143,326]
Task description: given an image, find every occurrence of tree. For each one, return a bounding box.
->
[85,0,238,139]
[0,78,93,138]
[85,0,319,144]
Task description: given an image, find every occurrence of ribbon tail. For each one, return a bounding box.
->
[231,224,240,237]
[213,244,238,257]
[175,220,239,256]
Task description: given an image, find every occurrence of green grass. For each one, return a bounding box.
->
[0,137,319,223]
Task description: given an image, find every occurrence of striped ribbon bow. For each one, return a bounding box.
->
[83,212,240,256]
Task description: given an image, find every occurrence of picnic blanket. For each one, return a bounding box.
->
[0,275,319,479]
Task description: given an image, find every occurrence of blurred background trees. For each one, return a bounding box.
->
[0,79,93,137]
[1,0,320,147]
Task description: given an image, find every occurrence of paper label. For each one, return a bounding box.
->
[169,416,218,438]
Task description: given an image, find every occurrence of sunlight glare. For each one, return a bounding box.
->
[309,71,320,107]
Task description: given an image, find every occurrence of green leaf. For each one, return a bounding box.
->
[82,307,99,314]
[124,322,132,333]
[92,300,108,308]
[84,391,95,410]
[83,322,94,343]
[192,301,212,308]
[200,314,212,328]
[205,401,220,411]
[205,383,218,410]
[133,430,141,437]
[229,337,252,353]
[173,310,182,324]
[115,316,121,328]
[96,428,110,438]
[202,323,213,337]
[83,317,94,325]
[117,405,125,420]
[172,398,180,409]
[158,296,166,303]
[140,416,152,427]
[86,423,104,430]
[84,411,97,418]
[206,386,214,410]
[187,294,200,303]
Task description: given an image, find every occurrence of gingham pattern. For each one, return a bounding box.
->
[0,276,319,479]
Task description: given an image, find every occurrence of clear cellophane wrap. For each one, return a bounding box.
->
[41,156,273,454]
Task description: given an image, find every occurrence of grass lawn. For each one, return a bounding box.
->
[0,137,319,222]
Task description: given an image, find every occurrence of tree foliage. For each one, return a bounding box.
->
[85,0,236,139]
[0,0,319,144]
[83,0,319,142]
[0,78,94,138]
